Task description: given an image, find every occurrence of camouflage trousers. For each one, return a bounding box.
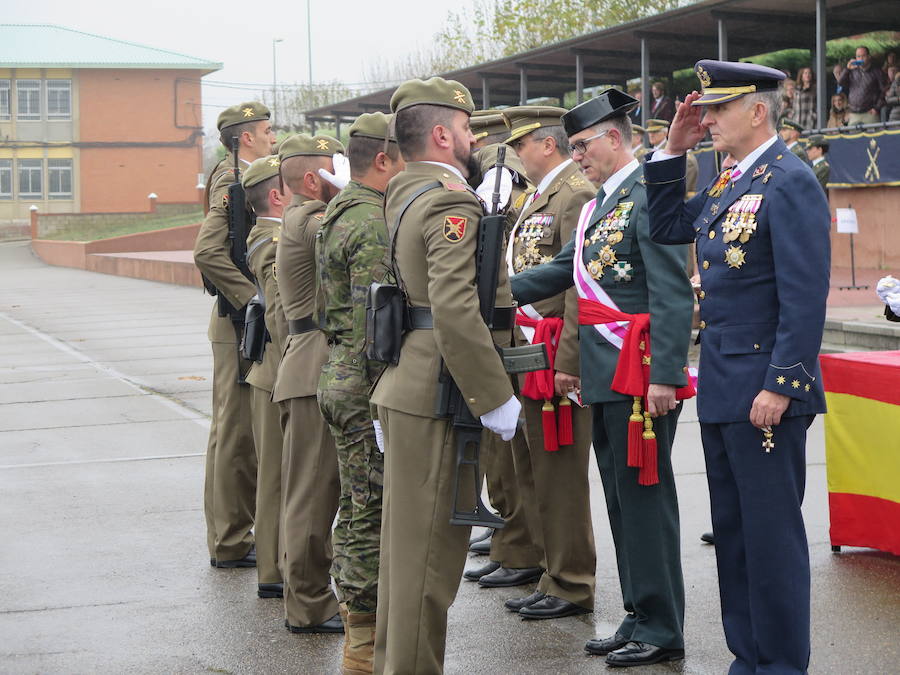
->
[317,357,384,614]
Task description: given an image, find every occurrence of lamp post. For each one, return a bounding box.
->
[307,0,313,86]
[272,38,284,127]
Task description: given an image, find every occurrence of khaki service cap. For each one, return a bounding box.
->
[645,118,670,133]
[470,111,508,140]
[502,105,567,145]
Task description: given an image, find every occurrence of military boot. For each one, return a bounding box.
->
[342,610,376,675]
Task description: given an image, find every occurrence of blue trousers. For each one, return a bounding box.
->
[701,416,813,675]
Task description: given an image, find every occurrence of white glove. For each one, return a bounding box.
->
[372,420,385,453]
[479,395,521,441]
[317,152,350,190]
[877,276,900,314]
[476,167,513,213]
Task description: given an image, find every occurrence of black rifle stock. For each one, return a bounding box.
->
[444,147,509,529]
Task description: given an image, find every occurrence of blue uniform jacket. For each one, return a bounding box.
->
[644,138,830,424]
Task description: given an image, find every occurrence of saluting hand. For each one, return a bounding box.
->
[666,91,706,156]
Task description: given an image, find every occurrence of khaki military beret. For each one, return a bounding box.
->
[349,112,395,141]
[390,77,474,114]
[217,101,270,131]
[470,111,508,140]
[502,105,567,144]
[241,155,281,189]
[645,118,670,133]
[279,133,345,161]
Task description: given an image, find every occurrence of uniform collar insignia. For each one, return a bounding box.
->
[752,164,767,179]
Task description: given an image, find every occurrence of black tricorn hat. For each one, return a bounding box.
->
[562,89,638,136]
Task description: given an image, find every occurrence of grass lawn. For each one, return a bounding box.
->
[42,210,204,241]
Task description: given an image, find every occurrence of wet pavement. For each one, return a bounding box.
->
[1,240,898,674]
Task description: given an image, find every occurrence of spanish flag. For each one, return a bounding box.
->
[821,351,900,556]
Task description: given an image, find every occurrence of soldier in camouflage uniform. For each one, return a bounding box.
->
[316,112,404,675]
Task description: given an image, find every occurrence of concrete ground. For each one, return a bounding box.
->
[1,239,898,675]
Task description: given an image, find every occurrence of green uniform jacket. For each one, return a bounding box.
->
[789,141,809,164]
[271,196,329,403]
[193,158,257,343]
[813,159,830,191]
[371,161,514,418]
[509,160,593,376]
[245,218,282,393]
[316,180,388,392]
[511,164,694,405]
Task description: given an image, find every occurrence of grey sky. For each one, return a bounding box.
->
[5,0,475,128]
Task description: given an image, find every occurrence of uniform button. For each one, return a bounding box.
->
[699,320,707,330]
[708,230,716,239]
[468,397,476,404]
[754,344,760,350]
[698,290,706,299]
[702,260,710,270]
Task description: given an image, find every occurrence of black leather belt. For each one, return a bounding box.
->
[407,306,515,331]
[288,315,317,335]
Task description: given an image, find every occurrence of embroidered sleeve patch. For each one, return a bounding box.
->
[443,216,468,242]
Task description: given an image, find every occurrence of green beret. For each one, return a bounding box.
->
[470,111,508,140]
[349,112,395,141]
[502,105,566,144]
[278,133,345,161]
[390,77,474,114]
[645,118,670,133]
[217,101,270,131]
[241,155,281,189]
[780,119,803,132]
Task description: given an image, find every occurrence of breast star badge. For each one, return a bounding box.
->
[612,261,633,282]
[724,245,746,269]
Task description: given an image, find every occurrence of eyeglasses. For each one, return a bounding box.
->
[567,130,609,156]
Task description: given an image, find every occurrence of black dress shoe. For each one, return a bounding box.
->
[258,582,284,598]
[214,549,257,568]
[469,537,492,555]
[477,566,542,588]
[464,560,500,581]
[284,613,344,634]
[469,529,492,546]
[585,632,630,656]
[605,641,685,668]
[504,591,545,612]
[210,557,216,567]
[700,531,715,545]
[518,595,592,620]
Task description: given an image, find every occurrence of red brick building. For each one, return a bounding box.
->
[0,24,221,220]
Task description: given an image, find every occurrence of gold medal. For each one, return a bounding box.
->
[607,231,624,246]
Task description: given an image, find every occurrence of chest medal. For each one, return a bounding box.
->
[722,194,763,243]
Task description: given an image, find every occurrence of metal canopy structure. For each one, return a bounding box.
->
[305,0,899,135]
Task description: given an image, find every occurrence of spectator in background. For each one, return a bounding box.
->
[806,135,830,193]
[781,78,797,123]
[837,46,888,125]
[827,92,850,128]
[832,64,845,96]
[883,51,898,74]
[793,67,817,129]
[650,81,675,121]
[884,70,900,122]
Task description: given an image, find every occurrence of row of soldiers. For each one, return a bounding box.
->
[193,58,829,675]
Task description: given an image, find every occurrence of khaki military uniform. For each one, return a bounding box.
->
[272,195,341,627]
[507,159,597,609]
[813,158,830,191]
[245,216,285,586]
[372,161,515,674]
[193,157,257,564]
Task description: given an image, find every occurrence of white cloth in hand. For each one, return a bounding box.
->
[317,152,350,190]
[475,167,513,213]
[372,420,385,453]
[480,395,521,441]
[877,275,900,315]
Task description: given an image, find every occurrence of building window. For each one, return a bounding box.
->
[48,159,73,198]
[18,159,43,197]
[47,80,71,119]
[16,79,41,120]
[0,80,9,120]
[0,160,11,199]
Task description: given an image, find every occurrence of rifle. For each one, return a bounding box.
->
[440,148,511,530]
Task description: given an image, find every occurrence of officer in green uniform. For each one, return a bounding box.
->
[462,110,540,571]
[316,113,405,674]
[510,90,694,667]
[806,134,831,192]
[241,155,288,599]
[372,77,521,674]
[488,105,597,618]
[193,102,274,569]
[779,119,809,163]
[631,124,647,160]
[272,134,345,633]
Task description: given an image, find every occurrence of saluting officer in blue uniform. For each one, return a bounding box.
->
[644,60,830,675]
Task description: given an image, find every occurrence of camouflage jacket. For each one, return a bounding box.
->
[315,180,388,389]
